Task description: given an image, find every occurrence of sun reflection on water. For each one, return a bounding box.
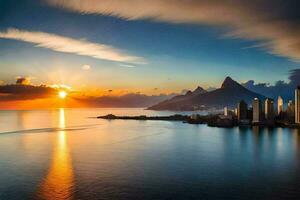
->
[36,108,74,200]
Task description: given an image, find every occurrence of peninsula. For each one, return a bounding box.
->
[97,114,299,128]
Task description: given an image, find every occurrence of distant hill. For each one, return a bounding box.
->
[148,77,266,111]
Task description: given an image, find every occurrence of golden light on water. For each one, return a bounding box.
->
[59,108,65,128]
[36,108,74,200]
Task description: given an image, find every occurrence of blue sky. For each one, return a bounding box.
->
[0,0,299,95]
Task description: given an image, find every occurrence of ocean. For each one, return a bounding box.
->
[1,108,300,199]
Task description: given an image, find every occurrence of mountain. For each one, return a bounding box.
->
[75,93,178,108]
[146,86,207,110]
[193,86,207,95]
[148,77,266,111]
[221,76,243,89]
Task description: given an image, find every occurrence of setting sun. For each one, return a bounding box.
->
[59,91,67,99]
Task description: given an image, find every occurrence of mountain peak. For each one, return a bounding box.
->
[185,90,193,95]
[193,86,206,95]
[221,76,242,89]
[148,76,266,111]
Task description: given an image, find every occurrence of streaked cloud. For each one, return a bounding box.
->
[0,28,145,64]
[48,0,300,62]
[50,84,72,91]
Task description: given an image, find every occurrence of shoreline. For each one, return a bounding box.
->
[97,114,300,129]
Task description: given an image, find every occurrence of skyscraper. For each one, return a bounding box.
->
[265,98,274,121]
[253,98,262,123]
[237,100,248,121]
[296,87,300,124]
[224,107,228,116]
[234,108,238,116]
[287,100,295,123]
[277,96,283,115]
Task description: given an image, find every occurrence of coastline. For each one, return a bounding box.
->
[97,114,300,129]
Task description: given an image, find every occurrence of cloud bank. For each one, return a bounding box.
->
[75,93,177,108]
[243,69,300,101]
[0,28,144,64]
[0,78,57,101]
[0,77,177,106]
[48,0,300,61]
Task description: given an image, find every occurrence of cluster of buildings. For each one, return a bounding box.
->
[223,87,300,126]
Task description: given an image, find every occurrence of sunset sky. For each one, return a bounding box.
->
[1,0,300,108]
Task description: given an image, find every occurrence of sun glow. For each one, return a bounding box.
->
[59,91,67,99]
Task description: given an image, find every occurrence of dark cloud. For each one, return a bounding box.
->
[16,77,30,85]
[242,69,300,101]
[75,93,177,108]
[0,83,57,101]
[289,69,300,86]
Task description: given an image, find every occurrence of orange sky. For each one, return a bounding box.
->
[0,98,86,110]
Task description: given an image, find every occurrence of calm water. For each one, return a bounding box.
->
[1,108,300,200]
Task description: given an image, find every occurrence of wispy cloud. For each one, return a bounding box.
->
[119,64,136,68]
[0,28,145,64]
[47,0,300,62]
[82,64,91,70]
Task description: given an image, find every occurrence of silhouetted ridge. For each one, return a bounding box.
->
[185,90,193,95]
[193,86,206,95]
[148,77,267,111]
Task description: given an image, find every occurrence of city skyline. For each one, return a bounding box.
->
[221,87,300,125]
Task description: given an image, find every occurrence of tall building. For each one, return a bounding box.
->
[247,108,253,121]
[224,107,228,116]
[253,98,262,123]
[277,96,284,115]
[234,108,238,116]
[296,87,300,124]
[287,100,295,122]
[237,100,248,121]
[265,98,274,120]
